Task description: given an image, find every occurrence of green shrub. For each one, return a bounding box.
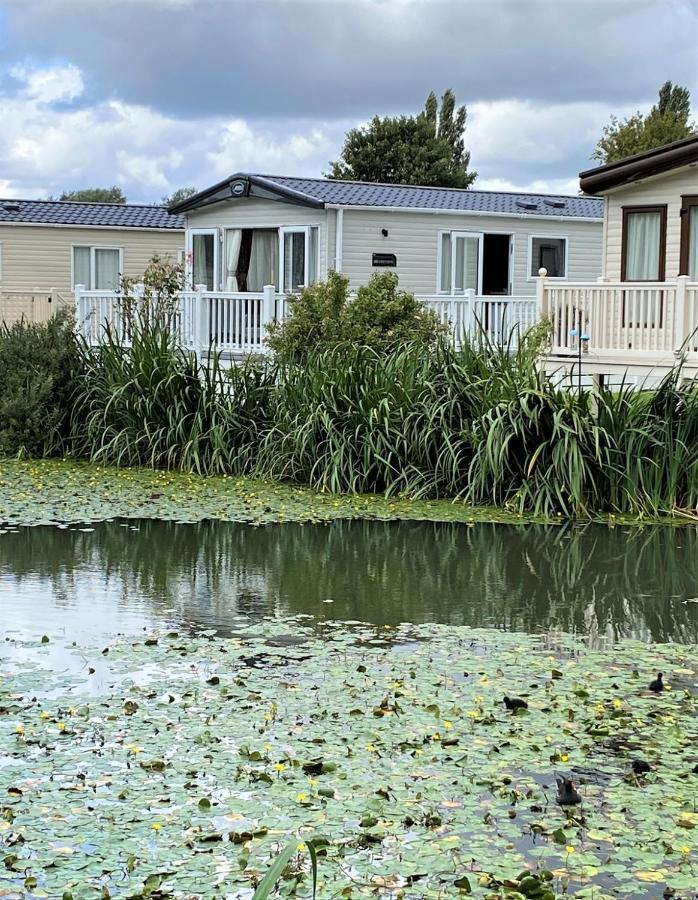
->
[265,271,447,361]
[0,311,82,457]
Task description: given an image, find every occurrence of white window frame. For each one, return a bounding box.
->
[186,227,219,289]
[527,234,568,280]
[71,245,124,290]
[279,225,320,291]
[436,230,484,295]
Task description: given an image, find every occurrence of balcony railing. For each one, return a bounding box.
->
[539,274,698,361]
[74,284,538,355]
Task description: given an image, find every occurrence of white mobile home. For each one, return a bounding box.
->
[171,173,603,299]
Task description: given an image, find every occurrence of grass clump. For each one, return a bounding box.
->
[65,314,698,521]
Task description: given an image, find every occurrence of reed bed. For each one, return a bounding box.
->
[70,323,698,519]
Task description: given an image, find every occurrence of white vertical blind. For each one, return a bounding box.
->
[94,248,120,290]
[73,246,91,288]
[625,212,661,280]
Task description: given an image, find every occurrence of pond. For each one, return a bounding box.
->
[1,518,698,645]
[1,519,697,899]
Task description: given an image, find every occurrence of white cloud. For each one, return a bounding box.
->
[0,65,344,201]
[10,63,84,104]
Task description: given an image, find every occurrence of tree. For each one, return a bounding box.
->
[58,186,127,204]
[162,187,197,208]
[592,81,695,163]
[328,90,476,188]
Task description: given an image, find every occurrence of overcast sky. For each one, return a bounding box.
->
[0,0,696,202]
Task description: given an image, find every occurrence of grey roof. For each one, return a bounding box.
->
[0,198,184,229]
[173,172,604,220]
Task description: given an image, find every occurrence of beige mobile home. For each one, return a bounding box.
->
[540,135,698,381]
[0,200,184,326]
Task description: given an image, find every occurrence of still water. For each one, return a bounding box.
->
[1,518,697,644]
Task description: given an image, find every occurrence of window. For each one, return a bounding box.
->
[72,246,122,290]
[224,228,278,291]
[438,231,481,294]
[529,236,567,278]
[280,226,319,292]
[621,206,666,281]
[680,196,698,280]
[189,229,218,290]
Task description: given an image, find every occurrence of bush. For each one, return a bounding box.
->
[0,311,82,457]
[266,271,447,361]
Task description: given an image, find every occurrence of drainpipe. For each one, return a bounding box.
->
[335,208,344,272]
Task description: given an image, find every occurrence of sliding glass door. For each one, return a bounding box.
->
[189,229,218,290]
[280,226,319,292]
[440,231,482,294]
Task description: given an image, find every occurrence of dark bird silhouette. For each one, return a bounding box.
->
[503,696,528,711]
[556,776,582,805]
[648,672,665,693]
[631,759,651,775]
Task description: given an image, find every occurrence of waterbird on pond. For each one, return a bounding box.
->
[555,776,582,806]
[503,696,528,711]
[648,672,665,693]
[631,759,652,775]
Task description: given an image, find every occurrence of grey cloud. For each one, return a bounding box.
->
[4,0,697,122]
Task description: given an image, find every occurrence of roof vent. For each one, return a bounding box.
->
[544,199,567,209]
[229,179,247,198]
[516,200,538,210]
[1,202,20,212]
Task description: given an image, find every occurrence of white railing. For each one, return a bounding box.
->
[539,274,698,362]
[75,284,539,355]
[419,292,537,347]
[75,284,282,354]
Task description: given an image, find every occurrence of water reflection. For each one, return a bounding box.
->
[1,519,697,644]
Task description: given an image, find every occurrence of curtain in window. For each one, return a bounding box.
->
[224,229,242,291]
[94,249,120,290]
[73,246,91,288]
[440,233,452,292]
[688,207,698,281]
[248,231,278,291]
[625,212,660,280]
[192,233,214,289]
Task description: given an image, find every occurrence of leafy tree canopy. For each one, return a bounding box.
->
[162,187,198,208]
[57,186,127,204]
[328,90,476,188]
[592,81,695,164]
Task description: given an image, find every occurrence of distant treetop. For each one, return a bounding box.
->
[57,186,127,204]
[592,81,695,164]
[328,89,476,189]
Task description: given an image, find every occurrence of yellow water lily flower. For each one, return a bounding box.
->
[443,721,453,730]
[296,842,306,852]
[274,762,286,773]
[151,823,161,831]
[366,744,376,752]
[296,793,306,802]
[566,845,575,854]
